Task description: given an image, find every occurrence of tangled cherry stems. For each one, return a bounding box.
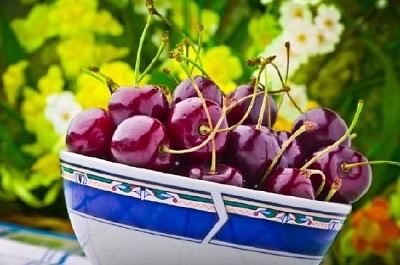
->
[301,100,364,170]
[257,121,318,190]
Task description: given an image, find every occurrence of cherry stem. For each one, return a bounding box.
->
[219,56,275,133]
[134,13,152,86]
[325,177,342,202]
[191,24,204,73]
[257,121,318,189]
[180,55,210,79]
[301,100,364,170]
[285,41,290,85]
[341,160,400,172]
[147,0,200,59]
[138,31,169,83]
[256,69,271,129]
[162,68,179,85]
[81,67,119,93]
[309,169,326,197]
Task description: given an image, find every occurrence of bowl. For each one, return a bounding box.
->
[60,150,351,265]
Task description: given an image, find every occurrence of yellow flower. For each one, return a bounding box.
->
[163,45,242,94]
[76,61,141,109]
[58,35,130,79]
[38,65,65,95]
[201,46,242,94]
[57,35,97,78]
[49,0,98,37]
[2,60,29,107]
[93,10,124,36]
[31,153,60,181]
[11,4,57,52]
[93,44,130,66]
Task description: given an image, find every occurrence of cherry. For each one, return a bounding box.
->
[110,115,174,172]
[292,107,351,158]
[108,85,169,126]
[263,168,315,200]
[307,145,372,204]
[225,84,277,128]
[166,97,228,163]
[186,164,244,187]
[66,108,115,159]
[171,75,223,106]
[225,125,281,189]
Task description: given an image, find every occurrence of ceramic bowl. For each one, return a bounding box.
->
[60,150,351,265]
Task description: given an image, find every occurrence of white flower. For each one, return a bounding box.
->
[279,83,308,122]
[314,4,344,42]
[282,19,319,57]
[279,1,312,26]
[44,91,82,136]
[315,29,336,54]
[259,36,309,90]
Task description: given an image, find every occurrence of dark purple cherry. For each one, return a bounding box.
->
[276,130,305,168]
[292,107,350,158]
[108,85,169,126]
[225,125,281,189]
[186,164,244,187]
[166,97,228,163]
[308,145,372,204]
[225,84,277,128]
[66,108,116,159]
[172,75,223,106]
[111,115,174,172]
[263,168,315,200]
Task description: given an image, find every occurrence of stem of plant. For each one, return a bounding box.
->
[138,31,168,83]
[81,67,119,93]
[308,169,326,197]
[256,68,272,129]
[191,24,204,73]
[162,68,180,85]
[257,121,318,189]
[219,56,275,133]
[301,100,364,170]
[180,55,210,78]
[341,160,400,172]
[325,177,342,202]
[134,13,152,86]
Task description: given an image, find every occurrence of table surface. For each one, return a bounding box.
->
[0,222,90,265]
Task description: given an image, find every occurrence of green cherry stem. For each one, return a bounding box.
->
[341,160,400,171]
[180,55,210,78]
[301,100,364,170]
[138,31,169,83]
[134,13,153,86]
[308,169,327,197]
[257,121,318,189]
[191,24,204,73]
[81,67,119,93]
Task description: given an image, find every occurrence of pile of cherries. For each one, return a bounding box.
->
[66,71,373,205]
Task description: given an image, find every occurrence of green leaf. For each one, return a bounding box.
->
[0,9,26,66]
[358,37,400,203]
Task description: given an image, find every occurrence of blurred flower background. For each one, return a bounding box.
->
[0,0,399,264]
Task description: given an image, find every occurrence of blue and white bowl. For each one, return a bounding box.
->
[60,150,351,265]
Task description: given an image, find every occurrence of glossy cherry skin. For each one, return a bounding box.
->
[292,107,350,158]
[111,115,174,172]
[186,164,244,187]
[108,85,169,126]
[308,145,372,204]
[66,108,116,159]
[275,130,306,169]
[225,84,277,128]
[263,168,315,200]
[172,75,223,106]
[167,97,228,163]
[225,125,281,189]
